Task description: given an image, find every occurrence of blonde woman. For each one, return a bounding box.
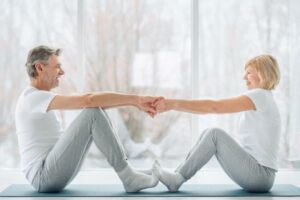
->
[153,55,281,192]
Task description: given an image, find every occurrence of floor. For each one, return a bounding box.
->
[1,169,300,199]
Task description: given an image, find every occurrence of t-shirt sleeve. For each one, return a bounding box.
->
[243,89,267,112]
[26,90,56,113]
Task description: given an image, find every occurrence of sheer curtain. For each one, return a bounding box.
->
[1,0,299,170]
[287,0,300,167]
[0,0,192,169]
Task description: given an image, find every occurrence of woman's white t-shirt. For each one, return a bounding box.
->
[238,88,281,170]
[15,86,62,182]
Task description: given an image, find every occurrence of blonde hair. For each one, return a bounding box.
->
[245,55,280,90]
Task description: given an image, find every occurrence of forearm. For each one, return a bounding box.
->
[166,99,218,114]
[87,92,139,109]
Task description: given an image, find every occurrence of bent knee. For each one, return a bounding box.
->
[200,128,230,145]
[205,127,228,138]
[82,107,101,114]
[82,107,106,118]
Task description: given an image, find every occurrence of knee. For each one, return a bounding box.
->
[204,127,228,139]
[82,107,101,115]
[82,107,106,119]
[81,107,113,129]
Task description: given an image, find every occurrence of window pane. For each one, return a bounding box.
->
[2,0,298,171]
[0,0,192,169]
[78,0,192,168]
[0,0,77,168]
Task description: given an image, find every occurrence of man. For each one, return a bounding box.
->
[15,45,161,193]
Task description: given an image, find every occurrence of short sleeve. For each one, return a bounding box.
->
[243,89,267,112]
[25,89,56,113]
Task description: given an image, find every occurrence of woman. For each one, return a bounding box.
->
[153,55,281,192]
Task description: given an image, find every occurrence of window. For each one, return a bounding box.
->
[0,0,192,169]
[0,0,299,170]
[194,0,300,168]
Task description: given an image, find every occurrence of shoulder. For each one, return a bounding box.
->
[19,86,57,113]
[242,88,274,111]
[25,87,56,99]
[243,88,271,100]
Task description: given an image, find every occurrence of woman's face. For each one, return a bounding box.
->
[243,65,261,90]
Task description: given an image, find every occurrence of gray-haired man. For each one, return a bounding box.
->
[15,45,161,192]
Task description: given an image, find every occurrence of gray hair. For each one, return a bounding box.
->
[25,45,61,78]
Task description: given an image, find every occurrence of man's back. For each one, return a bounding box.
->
[15,86,63,182]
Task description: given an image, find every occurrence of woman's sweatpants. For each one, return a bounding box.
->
[176,128,276,192]
[31,108,128,192]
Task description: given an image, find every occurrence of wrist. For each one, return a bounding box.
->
[132,95,140,107]
[166,99,177,110]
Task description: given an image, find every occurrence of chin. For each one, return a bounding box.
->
[55,80,60,87]
[52,83,59,89]
[246,85,253,90]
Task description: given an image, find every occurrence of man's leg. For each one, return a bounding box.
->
[33,108,157,192]
[89,108,158,192]
[32,109,95,192]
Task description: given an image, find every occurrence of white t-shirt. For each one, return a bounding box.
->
[238,88,281,170]
[15,86,63,182]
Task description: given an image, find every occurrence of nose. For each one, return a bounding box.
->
[59,68,65,75]
[243,73,247,80]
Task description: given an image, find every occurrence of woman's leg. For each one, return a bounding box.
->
[33,108,157,192]
[155,128,275,192]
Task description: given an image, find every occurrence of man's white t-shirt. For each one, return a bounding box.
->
[15,86,63,182]
[238,88,281,170]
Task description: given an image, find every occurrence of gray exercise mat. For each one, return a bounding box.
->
[1,184,300,197]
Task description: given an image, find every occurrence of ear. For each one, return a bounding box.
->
[35,63,44,76]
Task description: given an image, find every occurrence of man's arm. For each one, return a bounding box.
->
[48,92,158,115]
[155,95,256,114]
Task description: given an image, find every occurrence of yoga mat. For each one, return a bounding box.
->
[1,184,300,197]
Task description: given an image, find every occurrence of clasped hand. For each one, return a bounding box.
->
[137,96,169,118]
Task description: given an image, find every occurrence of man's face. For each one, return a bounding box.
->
[41,55,64,89]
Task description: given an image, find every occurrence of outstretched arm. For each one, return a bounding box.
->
[48,92,161,116]
[155,95,256,114]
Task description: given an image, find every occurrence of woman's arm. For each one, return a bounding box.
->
[156,95,256,114]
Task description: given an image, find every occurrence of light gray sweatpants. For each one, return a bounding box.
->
[176,128,276,192]
[31,108,128,192]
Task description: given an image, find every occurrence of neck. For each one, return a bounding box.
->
[30,78,51,91]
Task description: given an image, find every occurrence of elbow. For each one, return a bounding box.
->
[210,100,222,113]
[211,105,219,113]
